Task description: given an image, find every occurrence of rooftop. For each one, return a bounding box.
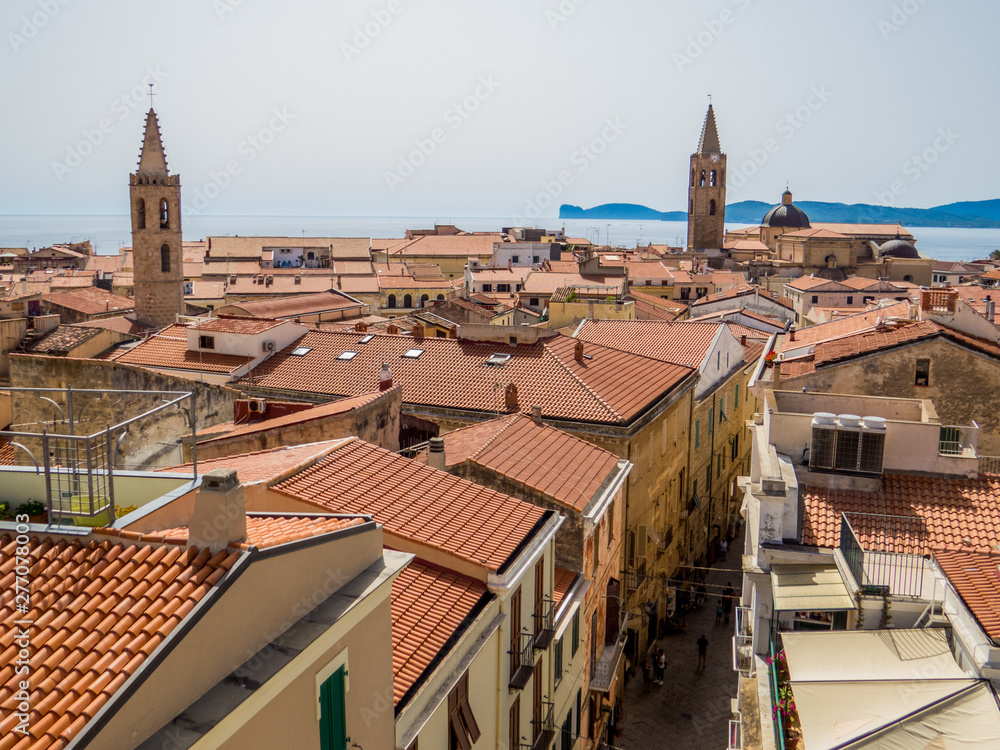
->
[113,325,253,374]
[220,291,364,319]
[158,440,350,484]
[41,286,135,315]
[933,549,1000,642]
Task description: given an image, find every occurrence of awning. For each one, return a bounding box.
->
[780,630,1000,750]
[770,562,855,612]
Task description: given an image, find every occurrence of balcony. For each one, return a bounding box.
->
[530,700,556,750]
[938,424,978,458]
[532,598,556,651]
[732,606,754,676]
[839,512,934,598]
[980,455,1000,475]
[508,630,535,691]
[590,614,629,693]
[727,715,742,750]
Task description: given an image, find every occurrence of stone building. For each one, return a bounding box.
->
[687,104,727,252]
[130,108,184,329]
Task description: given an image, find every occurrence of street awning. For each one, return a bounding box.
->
[770,562,855,612]
[781,630,1000,749]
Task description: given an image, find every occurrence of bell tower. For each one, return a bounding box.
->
[686,103,727,252]
[130,104,183,329]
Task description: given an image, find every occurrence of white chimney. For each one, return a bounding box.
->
[188,469,247,552]
[427,436,446,471]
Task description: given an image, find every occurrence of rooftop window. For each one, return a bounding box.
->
[403,348,424,359]
[485,353,512,367]
[337,351,358,360]
[290,346,312,356]
[359,334,375,344]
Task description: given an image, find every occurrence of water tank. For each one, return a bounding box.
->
[811,412,837,426]
[837,414,862,429]
[862,416,887,431]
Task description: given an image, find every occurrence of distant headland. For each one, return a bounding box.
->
[560,199,1000,228]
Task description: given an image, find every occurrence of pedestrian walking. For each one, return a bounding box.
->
[720,538,728,560]
[656,648,666,685]
[715,599,723,625]
[696,634,709,673]
[642,659,653,693]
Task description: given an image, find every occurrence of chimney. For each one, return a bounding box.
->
[574,340,585,362]
[772,361,782,389]
[188,469,247,553]
[386,323,400,335]
[427,436,446,471]
[355,321,368,333]
[789,328,796,342]
[531,405,542,424]
[412,322,425,338]
[987,294,995,323]
[740,334,747,346]
[448,325,458,339]
[379,363,393,391]
[504,382,519,412]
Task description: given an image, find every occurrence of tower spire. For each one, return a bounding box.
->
[136,108,169,179]
[696,102,722,155]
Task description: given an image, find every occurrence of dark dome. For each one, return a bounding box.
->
[762,191,810,228]
[880,235,919,259]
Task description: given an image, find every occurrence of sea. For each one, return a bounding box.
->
[2,215,999,263]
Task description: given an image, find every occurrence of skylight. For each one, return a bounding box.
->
[359,334,375,344]
[290,346,312,356]
[485,352,512,367]
[337,351,358,360]
[402,348,424,359]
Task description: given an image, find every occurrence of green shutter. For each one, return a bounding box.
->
[695,420,700,448]
[320,667,347,750]
[571,611,580,655]
[735,384,739,404]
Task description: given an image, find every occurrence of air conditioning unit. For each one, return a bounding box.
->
[248,398,266,414]
[262,340,276,352]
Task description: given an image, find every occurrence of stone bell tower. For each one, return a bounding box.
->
[686,104,727,252]
[130,106,183,329]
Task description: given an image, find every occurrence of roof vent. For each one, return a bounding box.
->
[862,416,887,431]
[837,414,863,429]
[812,412,837,426]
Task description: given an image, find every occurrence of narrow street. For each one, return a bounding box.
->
[617,526,744,749]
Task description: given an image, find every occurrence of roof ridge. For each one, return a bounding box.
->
[467,413,524,461]
[542,341,623,423]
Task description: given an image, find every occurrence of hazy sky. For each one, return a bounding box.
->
[4,0,998,218]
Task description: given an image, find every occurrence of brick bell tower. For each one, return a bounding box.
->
[130,104,183,329]
[686,103,727,252]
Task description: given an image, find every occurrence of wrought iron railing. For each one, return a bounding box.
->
[590,614,629,692]
[733,606,754,675]
[728,716,742,750]
[840,512,927,597]
[980,455,1000,475]
[939,425,976,456]
[509,630,535,691]
[531,700,556,750]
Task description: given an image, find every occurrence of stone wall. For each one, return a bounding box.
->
[8,354,239,468]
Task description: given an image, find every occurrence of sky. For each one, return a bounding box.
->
[3,0,998,219]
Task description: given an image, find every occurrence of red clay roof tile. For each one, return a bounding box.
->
[933,550,1000,641]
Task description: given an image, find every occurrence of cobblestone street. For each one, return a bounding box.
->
[617,529,744,750]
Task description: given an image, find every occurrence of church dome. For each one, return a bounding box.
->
[762,190,810,229]
[879,234,920,259]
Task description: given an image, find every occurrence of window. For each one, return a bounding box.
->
[708,408,714,434]
[291,346,312,356]
[716,453,722,479]
[561,711,573,750]
[731,433,739,460]
[734,383,739,405]
[847,296,854,304]
[482,284,492,292]
[387,294,396,309]
[509,696,520,750]
[554,637,563,686]
[198,335,215,350]
[709,199,717,216]
[437,294,445,301]
[706,464,711,488]
[710,169,717,187]
[530,297,540,307]
[403,348,424,358]
[512,255,520,263]
[359,334,375,344]
[485,352,512,367]
[700,170,706,186]
[497,284,510,293]
[337,351,358,360]
[811,295,819,304]
[695,420,700,449]
[318,666,347,750]
[448,672,481,750]
[420,294,429,307]
[135,198,145,229]
[534,557,545,638]
[532,255,539,264]
[915,359,930,386]
[159,198,169,228]
[571,610,580,656]
[160,244,171,273]
[403,294,413,308]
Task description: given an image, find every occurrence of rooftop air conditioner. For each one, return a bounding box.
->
[248,398,266,414]
[262,340,276,352]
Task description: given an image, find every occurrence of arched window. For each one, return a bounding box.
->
[710,170,717,187]
[136,198,146,229]
[420,294,429,308]
[699,170,706,187]
[306,251,314,260]
[436,294,445,301]
[387,294,396,309]
[160,244,171,273]
[709,199,717,216]
[159,199,169,229]
[403,294,413,308]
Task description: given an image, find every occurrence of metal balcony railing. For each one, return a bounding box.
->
[840,512,928,597]
[533,598,556,651]
[590,614,629,693]
[531,700,556,750]
[733,606,754,676]
[939,424,977,457]
[508,630,535,691]
[980,455,1000,475]
[728,716,743,750]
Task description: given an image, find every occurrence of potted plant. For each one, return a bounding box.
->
[0,502,11,521]
[18,500,47,524]
[764,351,778,368]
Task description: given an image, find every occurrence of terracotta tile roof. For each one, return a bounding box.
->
[0,532,240,748]
[692,285,793,310]
[553,566,578,607]
[776,301,912,355]
[197,392,386,445]
[780,227,850,239]
[435,413,623,512]
[41,287,134,315]
[575,319,721,368]
[840,276,905,291]
[225,276,334,296]
[627,289,687,313]
[114,324,253,374]
[134,513,369,550]
[933,550,1000,641]
[157,439,351,484]
[75,316,151,337]
[219,291,364,319]
[83,255,123,274]
[376,275,455,291]
[522,272,625,296]
[811,223,913,239]
[240,330,695,425]
[390,559,487,705]
[469,267,531,282]
[724,239,770,252]
[801,473,1000,554]
[377,233,500,259]
[25,325,103,355]
[273,438,547,571]
[192,315,284,335]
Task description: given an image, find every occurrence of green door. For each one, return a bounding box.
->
[319,667,347,750]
